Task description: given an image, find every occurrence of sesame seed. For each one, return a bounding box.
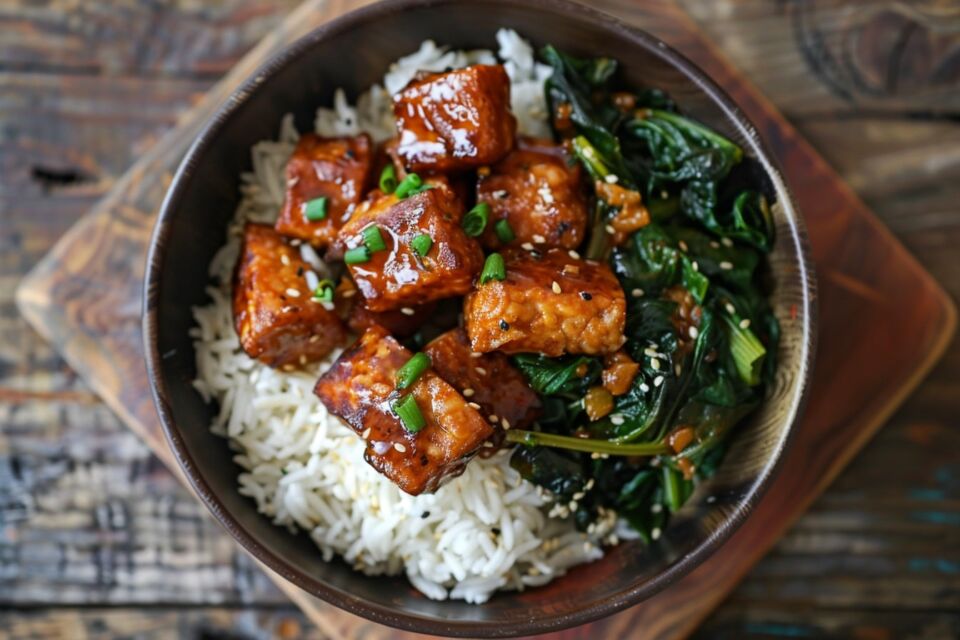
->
[675,364,682,377]
[585,478,595,490]
[309,335,320,343]
[568,249,581,259]
[688,326,699,339]
[471,352,483,358]
[650,457,661,467]
[400,307,415,316]
[521,242,535,251]
[474,367,487,376]
[605,224,616,235]
[654,375,664,387]
[394,443,406,453]
[739,318,751,329]
[651,358,661,371]
[640,383,650,392]
[285,288,301,298]
[563,264,580,275]
[463,388,475,397]
[710,241,720,249]
[631,288,644,298]
[342,289,356,298]
[610,414,624,426]
[551,281,562,294]
[725,303,736,315]
[591,452,601,460]
[501,418,511,430]
[569,501,578,511]
[282,364,295,372]
[361,427,371,439]
[660,190,669,199]
[651,503,663,514]
[651,527,662,540]
[721,237,734,247]
[533,234,546,244]
[488,414,499,423]
[678,240,688,252]
[604,174,619,184]
[492,189,509,199]
[719,261,734,270]
[280,254,290,266]
[483,441,495,448]
[290,239,302,246]
[468,402,482,410]
[706,495,717,504]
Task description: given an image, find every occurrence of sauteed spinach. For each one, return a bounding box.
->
[503,46,780,542]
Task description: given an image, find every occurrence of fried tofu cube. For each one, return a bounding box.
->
[337,186,484,312]
[424,328,541,431]
[393,65,516,173]
[464,247,626,356]
[347,300,437,338]
[477,137,587,250]
[275,133,373,247]
[314,326,494,495]
[233,224,347,367]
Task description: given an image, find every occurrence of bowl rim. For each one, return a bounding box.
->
[143,0,818,636]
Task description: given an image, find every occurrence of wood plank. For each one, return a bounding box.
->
[0,0,300,78]
[6,0,959,637]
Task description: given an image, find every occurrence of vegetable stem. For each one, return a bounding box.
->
[505,429,670,456]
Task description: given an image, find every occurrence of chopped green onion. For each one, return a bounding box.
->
[312,278,335,303]
[396,352,431,390]
[362,225,387,253]
[392,394,426,433]
[344,246,371,265]
[724,313,766,386]
[462,203,490,237]
[379,165,398,194]
[410,233,433,257]
[504,429,670,456]
[478,252,506,284]
[395,173,434,199]
[303,196,328,221]
[494,218,515,244]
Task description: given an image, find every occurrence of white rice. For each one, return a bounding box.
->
[192,30,613,604]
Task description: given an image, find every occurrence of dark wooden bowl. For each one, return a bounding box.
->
[143,0,816,636]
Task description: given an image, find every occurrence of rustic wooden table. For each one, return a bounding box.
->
[1,1,958,638]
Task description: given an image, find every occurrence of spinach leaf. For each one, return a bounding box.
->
[513,354,600,397]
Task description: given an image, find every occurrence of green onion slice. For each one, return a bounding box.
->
[462,203,490,237]
[392,394,426,433]
[410,233,433,257]
[303,196,328,221]
[395,173,434,199]
[312,279,335,303]
[504,429,670,456]
[396,352,431,390]
[379,165,398,194]
[479,252,506,285]
[362,225,387,253]
[344,246,371,265]
[494,218,515,244]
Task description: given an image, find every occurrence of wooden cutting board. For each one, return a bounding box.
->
[15,0,956,638]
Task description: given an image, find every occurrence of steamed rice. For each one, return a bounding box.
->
[191,30,619,604]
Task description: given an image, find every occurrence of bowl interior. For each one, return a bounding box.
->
[145,0,814,636]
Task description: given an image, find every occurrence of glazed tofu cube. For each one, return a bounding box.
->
[347,300,437,338]
[314,325,494,495]
[424,328,541,431]
[233,224,347,367]
[464,247,626,356]
[477,137,587,250]
[337,186,484,311]
[393,65,516,173]
[275,133,373,247]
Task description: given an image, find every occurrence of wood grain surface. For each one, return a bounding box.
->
[3,0,960,638]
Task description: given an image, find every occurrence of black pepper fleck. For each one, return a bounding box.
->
[580,291,592,300]
[296,266,304,277]
[421,511,430,519]
[499,319,510,331]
